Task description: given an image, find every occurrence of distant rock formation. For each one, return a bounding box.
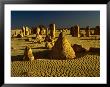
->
[23,46,34,61]
[49,24,56,39]
[36,27,40,35]
[44,34,53,42]
[50,32,76,59]
[70,25,80,37]
[35,34,43,43]
[85,26,90,37]
[22,26,25,36]
[11,31,17,38]
[25,27,30,35]
[16,33,23,38]
[94,26,100,35]
[22,26,30,36]
[46,28,48,36]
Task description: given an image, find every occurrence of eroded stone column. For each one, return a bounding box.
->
[25,27,29,35]
[22,26,25,36]
[85,26,90,37]
[36,27,40,35]
[49,24,56,39]
[71,25,80,37]
[74,25,80,37]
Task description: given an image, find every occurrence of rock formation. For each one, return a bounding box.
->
[50,32,76,59]
[40,28,46,35]
[36,27,40,35]
[16,33,23,38]
[23,46,34,61]
[46,28,48,36]
[94,26,100,35]
[85,26,90,37]
[70,25,80,37]
[22,26,25,36]
[35,34,42,43]
[25,27,30,35]
[49,24,56,39]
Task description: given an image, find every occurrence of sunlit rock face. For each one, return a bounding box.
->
[23,46,34,61]
[50,32,76,59]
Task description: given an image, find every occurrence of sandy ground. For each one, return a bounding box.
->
[11,30,100,77]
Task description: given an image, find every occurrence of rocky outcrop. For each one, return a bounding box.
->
[50,32,76,59]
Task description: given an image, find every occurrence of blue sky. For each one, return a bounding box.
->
[11,11,100,29]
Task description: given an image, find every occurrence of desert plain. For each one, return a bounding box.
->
[11,26,100,77]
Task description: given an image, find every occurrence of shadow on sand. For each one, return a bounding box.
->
[11,55,24,62]
[75,47,100,58]
[11,47,100,62]
[75,51,100,59]
[33,50,52,60]
[20,47,46,50]
[32,47,46,49]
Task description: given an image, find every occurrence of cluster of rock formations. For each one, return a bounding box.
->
[70,25,100,37]
[11,24,100,61]
[11,26,31,38]
[12,24,100,38]
[23,32,76,60]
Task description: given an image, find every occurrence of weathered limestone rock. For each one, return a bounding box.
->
[94,26,100,35]
[70,25,80,37]
[12,31,17,38]
[23,46,34,61]
[29,29,31,35]
[85,26,90,37]
[14,31,17,36]
[36,27,40,35]
[22,26,25,36]
[16,33,23,38]
[20,30,22,34]
[40,28,46,35]
[25,27,29,35]
[50,32,76,59]
[49,24,56,39]
[35,34,42,43]
[22,26,30,36]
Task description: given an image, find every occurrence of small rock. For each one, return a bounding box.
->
[23,46,34,61]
